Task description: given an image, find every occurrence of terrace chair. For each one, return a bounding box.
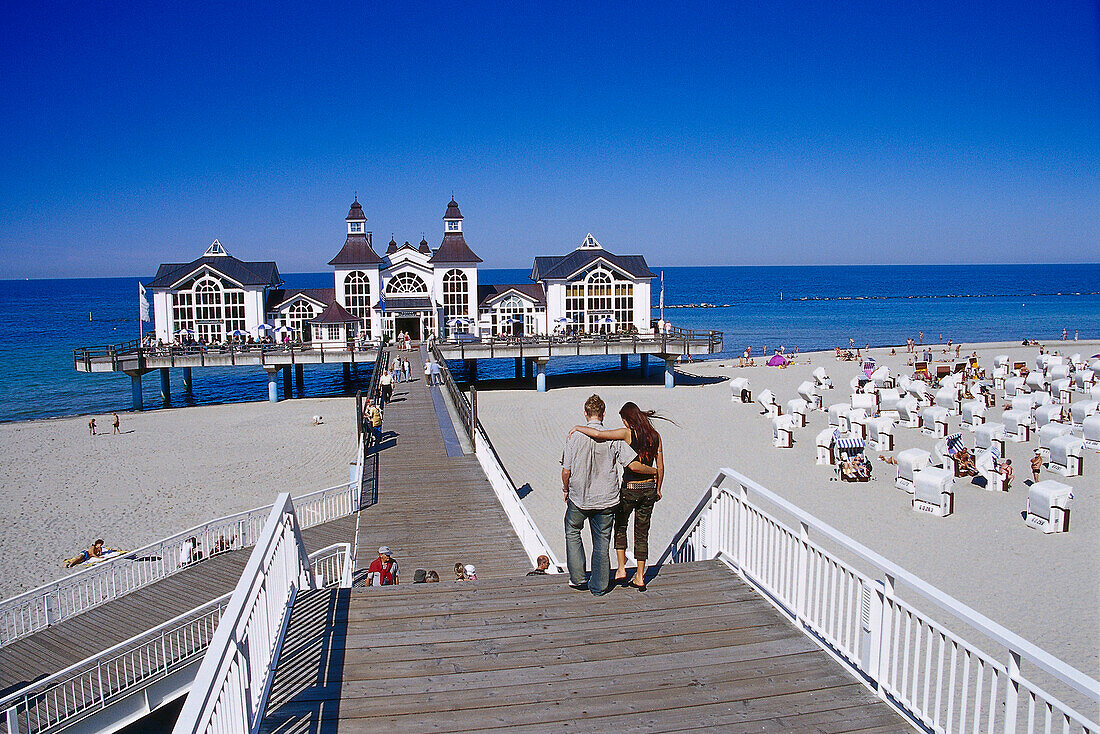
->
[974,446,1005,492]
[1025,371,1047,393]
[772,415,797,448]
[1003,376,1027,397]
[896,448,932,492]
[1051,378,1072,405]
[921,406,950,438]
[992,355,1010,389]
[877,388,902,417]
[912,467,954,517]
[1049,435,1085,477]
[1002,400,1033,443]
[835,438,869,482]
[816,428,839,465]
[975,422,1007,459]
[786,398,808,427]
[729,377,751,403]
[932,433,965,469]
[870,366,893,389]
[849,408,870,439]
[907,380,931,406]
[935,387,960,415]
[797,380,821,410]
[1037,423,1073,458]
[1084,415,1100,451]
[828,403,852,433]
[1025,481,1074,533]
[960,400,986,431]
[897,397,921,428]
[757,389,781,418]
[1069,400,1099,427]
[813,367,832,390]
[1033,404,1064,430]
[867,416,895,451]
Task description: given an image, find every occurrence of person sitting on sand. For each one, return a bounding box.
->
[879,455,898,465]
[65,538,116,568]
[954,447,977,477]
[454,562,467,581]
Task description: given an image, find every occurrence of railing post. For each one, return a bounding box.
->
[470,386,477,444]
[736,483,749,574]
[6,704,20,734]
[795,521,809,624]
[1003,650,1021,734]
[863,573,893,700]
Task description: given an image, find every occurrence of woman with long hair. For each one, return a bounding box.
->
[570,402,665,591]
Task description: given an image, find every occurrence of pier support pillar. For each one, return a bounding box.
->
[265,367,279,403]
[183,367,193,394]
[126,371,144,411]
[342,363,351,380]
[536,359,548,393]
[295,364,304,395]
[664,358,676,389]
[466,359,477,382]
[159,368,171,403]
[621,355,628,371]
[515,357,522,378]
[525,359,533,378]
[283,366,293,399]
[641,354,649,378]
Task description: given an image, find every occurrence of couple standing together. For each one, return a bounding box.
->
[561,394,666,596]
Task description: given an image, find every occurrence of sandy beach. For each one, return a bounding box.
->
[477,340,1100,681]
[0,397,357,599]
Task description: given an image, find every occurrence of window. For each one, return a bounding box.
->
[172,292,194,334]
[565,283,584,325]
[586,271,613,331]
[442,269,468,324]
[344,271,372,338]
[446,221,459,231]
[224,290,245,333]
[614,281,633,329]
[327,324,341,341]
[496,294,530,335]
[386,272,427,294]
[194,277,222,323]
[349,222,363,233]
[288,301,314,337]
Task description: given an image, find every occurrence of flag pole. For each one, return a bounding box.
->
[660,270,665,323]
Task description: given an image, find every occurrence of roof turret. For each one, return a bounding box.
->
[444,198,463,220]
[419,237,431,254]
[346,197,366,222]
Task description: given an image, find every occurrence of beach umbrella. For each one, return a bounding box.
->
[255,323,275,332]
[767,353,789,367]
[229,329,248,337]
[274,325,295,334]
[596,316,615,325]
[502,317,520,325]
[555,317,575,324]
[174,328,194,336]
[446,317,471,327]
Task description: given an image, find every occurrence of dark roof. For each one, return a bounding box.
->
[478,283,546,307]
[346,198,366,221]
[531,250,655,281]
[419,238,431,254]
[375,296,435,313]
[310,301,359,324]
[266,287,335,311]
[148,256,282,289]
[429,232,482,264]
[328,233,383,266]
[444,198,463,220]
[386,238,398,254]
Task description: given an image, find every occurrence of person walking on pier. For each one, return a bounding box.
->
[561,394,636,596]
[380,368,394,405]
[569,402,665,591]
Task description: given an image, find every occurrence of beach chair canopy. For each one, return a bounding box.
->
[945,433,964,455]
[837,437,865,450]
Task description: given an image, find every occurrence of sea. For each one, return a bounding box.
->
[2,264,1098,423]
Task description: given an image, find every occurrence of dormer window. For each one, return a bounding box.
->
[349,222,363,233]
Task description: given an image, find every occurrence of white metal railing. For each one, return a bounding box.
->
[1,543,349,734]
[172,493,334,734]
[472,428,563,572]
[660,468,1100,734]
[1,447,367,648]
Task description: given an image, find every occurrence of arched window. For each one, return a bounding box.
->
[442,269,468,322]
[496,294,529,335]
[386,272,427,294]
[586,270,612,331]
[288,301,314,338]
[344,272,371,316]
[193,277,224,342]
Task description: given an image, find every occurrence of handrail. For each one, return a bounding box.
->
[661,467,1099,733]
[1,453,369,647]
[172,494,315,734]
[429,346,561,571]
[72,340,386,369]
[0,544,349,734]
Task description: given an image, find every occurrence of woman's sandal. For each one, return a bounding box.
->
[628,580,647,592]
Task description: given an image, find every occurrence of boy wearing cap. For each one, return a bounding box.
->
[368,546,399,586]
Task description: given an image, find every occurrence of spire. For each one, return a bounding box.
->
[346,197,366,235]
[204,239,229,257]
[419,236,431,254]
[431,197,482,264]
[328,198,382,266]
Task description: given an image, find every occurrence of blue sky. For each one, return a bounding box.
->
[1,1,1098,278]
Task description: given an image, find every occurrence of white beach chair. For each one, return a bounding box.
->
[1049,435,1085,477]
[1051,378,1072,405]
[813,367,832,390]
[907,380,931,406]
[913,467,954,517]
[974,447,1004,492]
[897,397,921,428]
[851,392,877,413]
[896,374,912,394]
[1047,364,1070,383]
[772,415,797,448]
[1033,404,1064,430]
[1069,400,1098,427]
[870,365,893,389]
[934,387,960,415]
[729,377,751,403]
[797,380,821,410]
[828,403,852,433]
[1074,369,1094,391]
[975,422,1007,459]
[877,388,902,417]
[786,398,808,427]
[1069,353,1083,371]
[921,406,949,438]
[849,408,870,439]
[1003,376,1026,397]
[1002,405,1032,443]
[816,428,838,465]
[1025,480,1073,533]
[1025,371,1047,394]
[1084,415,1100,451]
[757,389,781,418]
[896,448,931,492]
[867,416,895,451]
[960,400,986,431]
[992,355,1010,389]
[1037,423,1073,458]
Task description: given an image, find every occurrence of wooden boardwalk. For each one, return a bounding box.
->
[260,561,908,733]
[0,517,356,697]
[353,348,532,580]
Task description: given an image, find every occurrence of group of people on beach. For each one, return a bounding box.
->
[561,394,667,595]
[88,413,121,436]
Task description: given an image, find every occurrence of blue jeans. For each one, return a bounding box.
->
[565,501,616,595]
